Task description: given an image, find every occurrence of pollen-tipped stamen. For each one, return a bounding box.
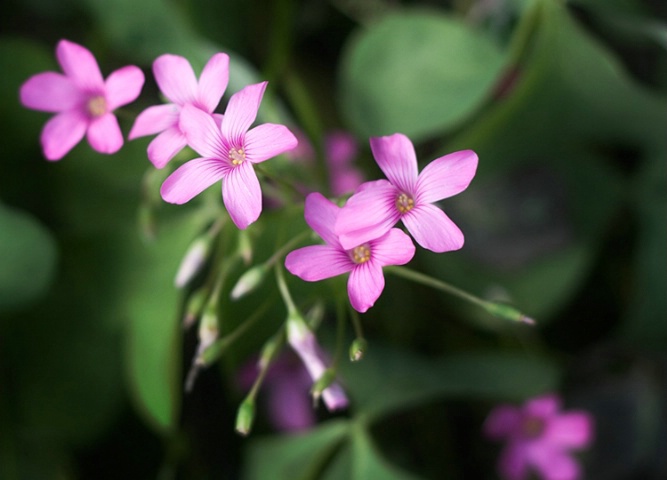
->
[87,95,107,118]
[396,192,414,214]
[229,147,246,165]
[351,244,371,264]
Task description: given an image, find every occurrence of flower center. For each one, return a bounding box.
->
[351,244,371,264]
[87,95,107,118]
[396,192,414,214]
[521,416,545,439]
[229,147,246,166]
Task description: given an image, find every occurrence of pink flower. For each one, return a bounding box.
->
[484,393,594,480]
[129,53,229,168]
[335,133,478,253]
[160,82,298,229]
[286,317,349,412]
[325,131,363,196]
[237,352,317,432]
[19,39,144,161]
[285,192,415,313]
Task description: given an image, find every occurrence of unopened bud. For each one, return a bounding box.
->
[197,305,219,354]
[349,337,367,362]
[236,229,253,265]
[484,302,535,325]
[311,368,336,403]
[175,236,211,288]
[230,264,268,300]
[183,288,208,329]
[137,204,156,242]
[235,397,255,436]
[258,332,284,371]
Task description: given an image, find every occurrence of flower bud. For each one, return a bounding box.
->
[182,287,208,329]
[197,304,219,354]
[235,397,256,436]
[484,302,535,325]
[174,236,212,288]
[230,264,268,300]
[349,337,367,362]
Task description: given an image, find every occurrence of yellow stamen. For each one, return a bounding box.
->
[522,416,545,438]
[87,95,107,117]
[396,192,414,214]
[229,147,246,165]
[351,244,371,264]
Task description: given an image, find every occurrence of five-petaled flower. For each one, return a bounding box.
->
[19,39,144,161]
[484,393,594,480]
[160,82,298,229]
[285,192,415,313]
[335,133,478,253]
[129,53,229,168]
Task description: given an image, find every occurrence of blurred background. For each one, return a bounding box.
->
[1,0,665,479]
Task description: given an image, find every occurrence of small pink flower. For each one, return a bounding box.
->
[237,352,317,432]
[160,82,298,229]
[285,192,415,313]
[129,53,229,168]
[19,39,144,161]
[286,317,349,412]
[335,133,478,253]
[484,393,594,480]
[325,131,363,196]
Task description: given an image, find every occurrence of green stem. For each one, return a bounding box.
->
[385,266,534,324]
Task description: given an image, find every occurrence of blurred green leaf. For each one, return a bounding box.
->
[0,202,57,312]
[618,154,667,349]
[339,10,507,140]
[243,420,350,480]
[342,344,560,422]
[349,424,423,480]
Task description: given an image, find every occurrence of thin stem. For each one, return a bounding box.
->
[386,266,488,308]
[255,164,305,201]
[267,230,312,266]
[274,263,298,315]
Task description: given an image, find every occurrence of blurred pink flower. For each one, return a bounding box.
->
[325,131,363,196]
[19,39,144,160]
[285,192,415,312]
[286,317,349,412]
[238,352,317,432]
[160,83,298,229]
[335,133,478,253]
[129,53,229,168]
[484,393,594,480]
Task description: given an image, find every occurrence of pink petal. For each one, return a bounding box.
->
[285,245,354,282]
[56,39,104,91]
[221,82,267,145]
[484,405,522,440]
[347,261,385,313]
[153,54,198,105]
[196,52,229,112]
[325,131,357,166]
[335,180,400,250]
[525,394,561,418]
[498,443,530,480]
[128,104,180,139]
[40,111,87,161]
[86,113,123,154]
[369,133,419,194]
[147,127,188,169]
[244,123,298,163]
[545,412,594,448]
[179,104,227,159]
[402,204,464,253]
[161,157,228,204]
[20,72,81,112]
[530,447,581,480]
[370,229,415,267]
[303,192,341,247]
[416,149,478,203]
[222,161,262,229]
[266,374,316,431]
[322,382,349,411]
[104,65,144,110]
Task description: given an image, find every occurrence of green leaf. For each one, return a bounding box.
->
[0,203,57,312]
[349,424,423,480]
[243,420,350,480]
[342,344,560,422]
[339,10,507,140]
